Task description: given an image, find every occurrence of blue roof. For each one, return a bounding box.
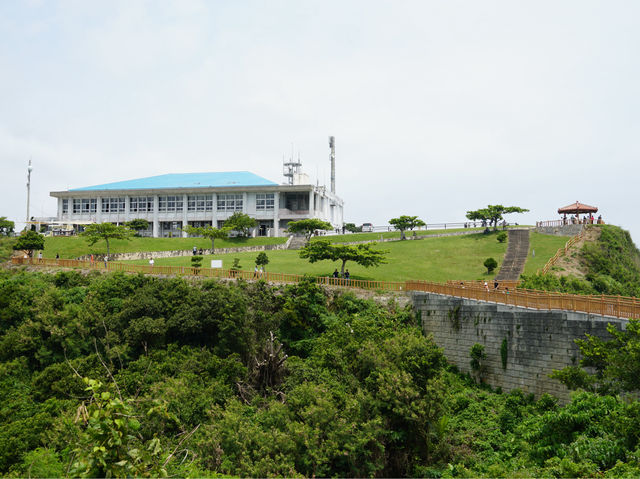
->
[70,171,278,191]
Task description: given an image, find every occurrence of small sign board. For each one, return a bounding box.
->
[210,260,223,269]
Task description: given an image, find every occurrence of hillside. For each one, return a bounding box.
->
[1,270,640,477]
[520,225,640,296]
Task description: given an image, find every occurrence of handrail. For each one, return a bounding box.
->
[10,257,640,320]
[538,228,587,275]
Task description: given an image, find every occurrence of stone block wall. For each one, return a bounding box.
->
[536,225,583,236]
[413,292,627,402]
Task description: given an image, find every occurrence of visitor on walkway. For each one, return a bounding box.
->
[149,257,154,268]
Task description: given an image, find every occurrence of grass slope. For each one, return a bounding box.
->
[522,232,570,275]
[128,231,510,282]
[43,235,287,259]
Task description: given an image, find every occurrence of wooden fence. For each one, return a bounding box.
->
[10,257,640,320]
[538,229,587,275]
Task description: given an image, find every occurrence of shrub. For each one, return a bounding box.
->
[497,232,507,243]
[484,257,498,274]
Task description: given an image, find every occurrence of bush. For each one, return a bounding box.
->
[497,232,507,243]
[484,257,498,274]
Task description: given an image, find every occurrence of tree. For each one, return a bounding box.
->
[552,319,640,393]
[125,218,149,234]
[191,255,203,269]
[286,219,332,243]
[183,225,230,253]
[0,217,15,236]
[466,205,529,230]
[80,223,132,259]
[343,223,359,233]
[299,239,388,276]
[255,252,269,270]
[389,215,426,240]
[484,257,498,274]
[13,230,45,255]
[70,378,173,478]
[225,213,257,237]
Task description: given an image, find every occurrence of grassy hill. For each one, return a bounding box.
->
[520,225,640,297]
[125,230,566,282]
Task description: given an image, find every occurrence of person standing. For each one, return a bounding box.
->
[149,257,154,268]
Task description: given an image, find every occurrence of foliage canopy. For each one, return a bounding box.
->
[299,239,388,275]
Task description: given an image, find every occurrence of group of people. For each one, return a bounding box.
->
[332,268,350,280]
[253,265,265,278]
[192,246,204,255]
[562,214,603,225]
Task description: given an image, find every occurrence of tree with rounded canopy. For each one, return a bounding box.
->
[466,205,529,229]
[286,219,333,243]
[80,223,133,259]
[124,218,149,233]
[225,212,257,237]
[0,217,15,236]
[299,239,388,276]
[255,252,269,270]
[13,230,45,255]
[183,225,230,253]
[484,257,498,274]
[389,215,426,240]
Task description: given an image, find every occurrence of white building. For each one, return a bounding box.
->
[50,171,344,238]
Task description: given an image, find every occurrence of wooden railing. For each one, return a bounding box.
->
[446,280,520,291]
[11,257,640,320]
[538,228,587,275]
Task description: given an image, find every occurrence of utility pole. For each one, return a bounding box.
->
[26,159,33,224]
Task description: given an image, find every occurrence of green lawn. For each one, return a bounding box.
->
[127,232,510,282]
[43,235,287,259]
[522,232,570,275]
[313,227,485,243]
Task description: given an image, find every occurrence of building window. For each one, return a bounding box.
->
[84,199,97,213]
[62,199,69,214]
[187,195,213,212]
[217,194,243,212]
[130,196,154,213]
[102,197,125,213]
[158,196,184,212]
[256,193,275,211]
[72,199,81,214]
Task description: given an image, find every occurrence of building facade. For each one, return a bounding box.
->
[50,171,344,238]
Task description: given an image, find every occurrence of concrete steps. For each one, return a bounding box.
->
[495,229,530,281]
[287,235,308,250]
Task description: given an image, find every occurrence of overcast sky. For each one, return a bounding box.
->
[2,1,639,242]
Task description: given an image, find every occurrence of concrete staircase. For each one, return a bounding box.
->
[495,229,530,281]
[287,235,308,250]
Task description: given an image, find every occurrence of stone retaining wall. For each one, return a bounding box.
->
[78,236,292,261]
[413,292,627,402]
[536,225,584,236]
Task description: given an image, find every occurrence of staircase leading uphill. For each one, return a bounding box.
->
[495,229,530,281]
[287,235,308,250]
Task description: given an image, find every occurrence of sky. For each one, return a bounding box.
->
[2,0,639,242]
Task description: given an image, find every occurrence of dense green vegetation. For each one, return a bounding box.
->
[1,269,640,477]
[521,226,640,297]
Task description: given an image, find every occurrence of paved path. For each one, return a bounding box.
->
[495,229,530,281]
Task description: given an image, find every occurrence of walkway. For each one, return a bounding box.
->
[495,229,530,281]
[10,256,640,320]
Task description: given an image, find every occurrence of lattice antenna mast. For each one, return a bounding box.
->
[283,147,302,185]
[329,136,335,193]
[26,159,33,223]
